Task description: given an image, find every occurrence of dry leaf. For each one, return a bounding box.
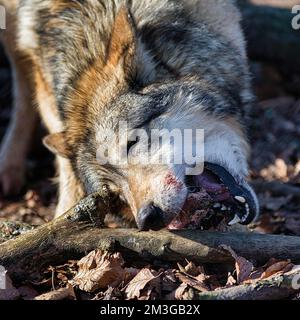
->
[220,245,254,284]
[125,268,160,300]
[260,260,292,279]
[138,285,161,300]
[57,273,68,283]
[242,260,295,284]
[162,269,178,293]
[124,267,140,284]
[226,273,237,287]
[202,274,221,290]
[182,260,204,277]
[72,250,125,292]
[244,268,265,283]
[176,260,210,292]
[176,272,209,292]
[177,263,186,273]
[235,256,254,284]
[101,287,121,300]
[175,283,189,300]
[165,283,191,300]
[34,284,76,300]
[185,262,201,276]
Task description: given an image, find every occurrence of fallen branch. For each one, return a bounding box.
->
[194,267,300,300]
[0,188,114,282]
[1,191,300,282]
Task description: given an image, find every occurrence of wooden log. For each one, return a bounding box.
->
[194,267,300,300]
[0,188,113,281]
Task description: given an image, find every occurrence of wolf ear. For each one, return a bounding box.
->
[107,6,137,77]
[43,132,72,158]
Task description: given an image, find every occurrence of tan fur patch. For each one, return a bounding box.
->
[125,168,152,218]
[34,66,63,133]
[107,6,136,68]
[43,132,71,158]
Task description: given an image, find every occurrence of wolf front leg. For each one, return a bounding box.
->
[0,16,37,195]
[0,63,37,195]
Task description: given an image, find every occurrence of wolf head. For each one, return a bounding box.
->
[44,5,259,230]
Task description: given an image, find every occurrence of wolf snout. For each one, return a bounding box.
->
[136,203,166,231]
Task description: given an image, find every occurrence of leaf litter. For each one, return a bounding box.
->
[3,247,298,300]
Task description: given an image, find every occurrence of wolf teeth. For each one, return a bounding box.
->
[245,203,250,215]
[228,215,241,226]
[221,205,227,211]
[234,196,246,203]
[213,203,221,208]
[239,204,250,223]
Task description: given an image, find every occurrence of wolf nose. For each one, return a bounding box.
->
[137,203,165,231]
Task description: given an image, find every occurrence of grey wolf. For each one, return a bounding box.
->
[0,0,259,230]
